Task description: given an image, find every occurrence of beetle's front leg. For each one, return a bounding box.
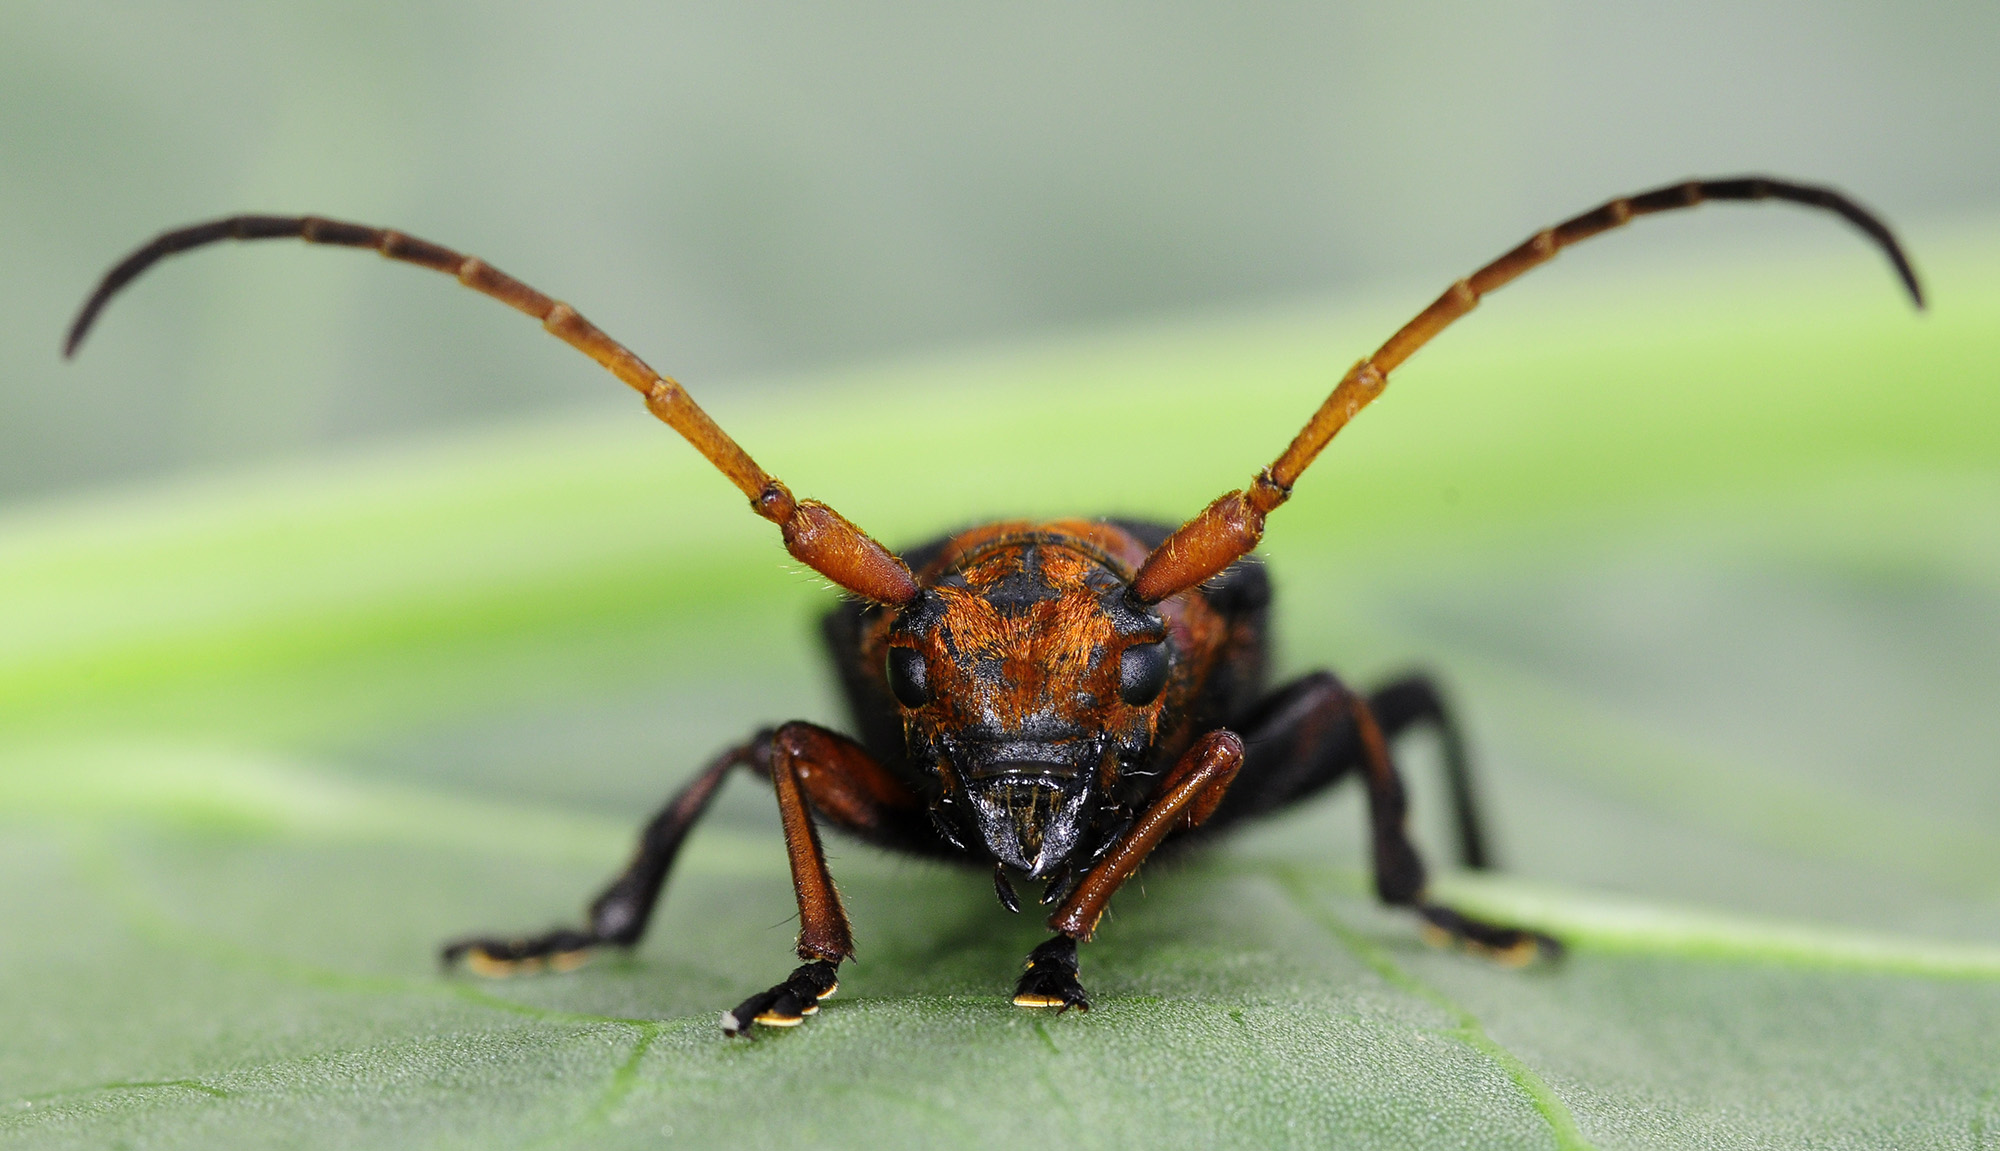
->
[722,721,925,1035]
[1014,731,1246,1012]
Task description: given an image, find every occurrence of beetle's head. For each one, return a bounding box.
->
[877,525,1189,879]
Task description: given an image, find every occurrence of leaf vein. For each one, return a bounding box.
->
[1269,866,1595,1151]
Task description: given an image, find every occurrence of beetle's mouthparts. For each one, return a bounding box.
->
[963,774,1092,878]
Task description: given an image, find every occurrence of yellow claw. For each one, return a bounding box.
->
[1418,923,1544,968]
[465,950,528,978]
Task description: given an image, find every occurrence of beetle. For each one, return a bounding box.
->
[66,176,1922,1034]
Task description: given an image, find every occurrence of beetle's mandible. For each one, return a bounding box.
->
[66,176,1924,1034]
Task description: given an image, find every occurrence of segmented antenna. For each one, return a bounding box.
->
[65,215,919,606]
[1130,176,1924,604]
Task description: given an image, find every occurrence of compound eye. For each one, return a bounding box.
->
[1118,640,1170,706]
[886,646,931,708]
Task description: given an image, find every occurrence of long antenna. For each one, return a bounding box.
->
[1130,176,1925,604]
[65,215,918,606]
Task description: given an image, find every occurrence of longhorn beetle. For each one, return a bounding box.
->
[67,176,1923,1035]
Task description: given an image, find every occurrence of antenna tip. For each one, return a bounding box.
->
[62,300,104,359]
[1898,264,1927,311]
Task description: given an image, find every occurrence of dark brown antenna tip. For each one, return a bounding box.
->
[1726,176,1925,309]
[64,216,307,358]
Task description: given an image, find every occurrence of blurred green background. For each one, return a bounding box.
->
[5,3,2000,1148]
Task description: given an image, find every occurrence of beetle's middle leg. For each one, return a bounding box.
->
[441,734,766,975]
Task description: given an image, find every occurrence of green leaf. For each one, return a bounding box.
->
[4,221,1999,1149]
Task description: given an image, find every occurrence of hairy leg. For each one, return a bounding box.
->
[720,722,930,1035]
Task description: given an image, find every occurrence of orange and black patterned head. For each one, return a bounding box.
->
[865,520,1230,878]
